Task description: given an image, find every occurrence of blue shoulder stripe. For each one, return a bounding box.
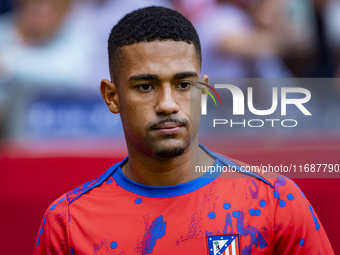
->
[69,157,128,205]
[200,144,274,188]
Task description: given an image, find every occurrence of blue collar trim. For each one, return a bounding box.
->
[69,144,273,203]
[112,159,221,198]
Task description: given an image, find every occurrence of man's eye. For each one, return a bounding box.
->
[177,82,191,90]
[137,84,154,91]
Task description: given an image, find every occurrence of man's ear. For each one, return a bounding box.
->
[100,79,120,114]
[201,74,209,94]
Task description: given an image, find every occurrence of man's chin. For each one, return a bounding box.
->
[154,146,186,159]
[142,135,191,159]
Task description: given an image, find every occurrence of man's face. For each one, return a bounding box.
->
[112,40,203,158]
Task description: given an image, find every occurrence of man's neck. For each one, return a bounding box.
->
[121,140,215,186]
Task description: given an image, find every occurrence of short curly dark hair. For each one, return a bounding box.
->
[108,6,202,81]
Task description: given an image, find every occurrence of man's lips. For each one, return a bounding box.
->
[152,122,184,135]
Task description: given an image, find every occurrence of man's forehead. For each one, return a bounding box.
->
[121,40,196,55]
[120,40,198,67]
[112,40,201,84]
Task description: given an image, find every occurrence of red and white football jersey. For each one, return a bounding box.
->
[33,145,334,255]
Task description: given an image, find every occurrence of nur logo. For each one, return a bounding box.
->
[197,83,311,116]
[196,82,223,107]
[207,234,241,255]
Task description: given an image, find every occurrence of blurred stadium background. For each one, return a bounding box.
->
[0,0,339,254]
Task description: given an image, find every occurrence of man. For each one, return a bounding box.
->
[34,6,334,254]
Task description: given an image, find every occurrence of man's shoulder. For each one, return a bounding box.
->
[43,177,100,216]
[66,159,125,203]
[46,159,123,212]
[214,153,279,189]
[216,154,307,202]
[226,156,304,193]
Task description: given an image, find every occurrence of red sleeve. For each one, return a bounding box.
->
[33,194,71,255]
[273,176,334,254]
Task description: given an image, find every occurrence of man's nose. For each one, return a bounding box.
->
[155,84,180,115]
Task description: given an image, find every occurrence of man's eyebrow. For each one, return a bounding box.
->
[128,72,198,81]
[174,71,198,79]
[129,74,159,81]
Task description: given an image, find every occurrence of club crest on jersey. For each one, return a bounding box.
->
[207,234,241,255]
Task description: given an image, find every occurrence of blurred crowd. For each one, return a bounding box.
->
[0,0,339,139]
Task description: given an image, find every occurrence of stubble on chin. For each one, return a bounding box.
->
[146,134,191,159]
[154,145,186,159]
